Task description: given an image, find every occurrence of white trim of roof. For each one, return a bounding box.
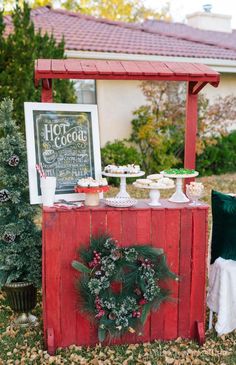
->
[65,50,236,73]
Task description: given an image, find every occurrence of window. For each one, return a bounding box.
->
[74,80,96,104]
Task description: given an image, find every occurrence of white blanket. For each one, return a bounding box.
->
[207,257,236,335]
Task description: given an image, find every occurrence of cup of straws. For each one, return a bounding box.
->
[36,164,56,207]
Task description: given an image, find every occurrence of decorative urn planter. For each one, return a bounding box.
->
[4,282,37,326]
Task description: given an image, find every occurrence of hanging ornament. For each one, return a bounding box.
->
[3,232,16,243]
[8,154,20,167]
[0,189,10,202]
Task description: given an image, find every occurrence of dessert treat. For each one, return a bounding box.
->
[135,178,153,186]
[163,168,197,175]
[186,182,204,206]
[150,178,174,189]
[147,174,163,180]
[104,164,140,175]
[77,177,108,188]
[133,177,174,207]
[135,177,174,189]
[186,182,204,196]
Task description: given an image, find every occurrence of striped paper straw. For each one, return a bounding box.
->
[40,163,46,178]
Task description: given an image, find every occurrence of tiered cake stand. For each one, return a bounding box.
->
[133,182,175,206]
[161,171,199,203]
[74,185,109,206]
[102,171,145,198]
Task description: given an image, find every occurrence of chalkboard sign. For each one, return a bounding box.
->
[24,103,101,204]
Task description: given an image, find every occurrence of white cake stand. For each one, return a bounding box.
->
[133,182,174,206]
[161,171,199,203]
[102,171,145,198]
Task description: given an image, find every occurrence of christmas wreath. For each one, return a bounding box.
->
[72,235,177,342]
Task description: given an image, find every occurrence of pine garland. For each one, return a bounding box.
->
[72,234,177,342]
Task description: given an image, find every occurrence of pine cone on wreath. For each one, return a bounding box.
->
[8,154,20,167]
[0,189,10,202]
[2,233,16,243]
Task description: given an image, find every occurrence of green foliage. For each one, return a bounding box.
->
[101,140,142,185]
[0,2,76,133]
[129,82,186,175]
[129,82,236,175]
[197,131,236,176]
[0,98,41,288]
[60,0,171,22]
[72,234,177,341]
[101,140,141,167]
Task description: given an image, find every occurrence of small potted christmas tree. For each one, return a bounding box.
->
[0,98,41,325]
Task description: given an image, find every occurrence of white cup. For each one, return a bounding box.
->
[40,177,56,207]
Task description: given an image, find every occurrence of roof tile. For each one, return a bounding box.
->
[4,6,236,60]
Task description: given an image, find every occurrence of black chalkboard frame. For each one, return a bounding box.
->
[24,102,101,204]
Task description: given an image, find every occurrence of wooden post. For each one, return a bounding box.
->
[41,79,53,102]
[184,82,198,169]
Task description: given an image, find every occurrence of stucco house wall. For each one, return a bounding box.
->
[96,80,145,146]
[96,73,236,146]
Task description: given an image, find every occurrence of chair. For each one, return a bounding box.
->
[207,191,236,335]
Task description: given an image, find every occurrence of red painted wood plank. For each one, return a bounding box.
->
[107,60,126,75]
[121,61,143,75]
[37,59,52,73]
[107,210,122,242]
[91,210,107,345]
[52,59,66,73]
[59,211,77,347]
[186,63,208,76]
[64,59,83,74]
[41,79,53,103]
[163,209,180,340]
[80,60,99,75]
[44,210,62,349]
[135,61,157,75]
[165,62,189,76]
[150,209,166,341]
[94,60,114,75]
[74,211,92,346]
[150,62,173,76]
[190,208,207,338]
[136,210,151,342]
[42,210,48,342]
[178,208,192,338]
[193,63,219,77]
[120,210,137,344]
[91,210,107,236]
[136,210,151,245]
[184,86,198,169]
[121,210,137,246]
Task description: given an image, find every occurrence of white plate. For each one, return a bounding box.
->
[103,198,137,208]
[102,171,145,178]
[133,182,174,190]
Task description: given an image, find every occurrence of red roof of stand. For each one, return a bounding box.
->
[35,58,220,170]
[35,59,220,89]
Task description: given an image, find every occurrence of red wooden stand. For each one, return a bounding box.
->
[42,200,208,354]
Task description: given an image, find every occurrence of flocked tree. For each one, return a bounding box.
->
[0,98,41,287]
[0,2,76,132]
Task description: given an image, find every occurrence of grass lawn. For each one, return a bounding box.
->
[0,173,236,365]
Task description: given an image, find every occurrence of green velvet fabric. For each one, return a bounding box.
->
[211,190,236,264]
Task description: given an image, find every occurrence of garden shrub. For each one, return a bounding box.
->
[101,140,142,185]
[129,82,236,175]
[197,131,236,176]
